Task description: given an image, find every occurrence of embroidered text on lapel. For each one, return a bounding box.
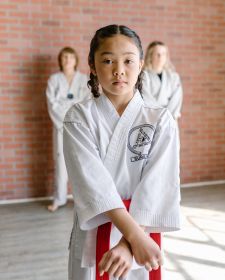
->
[128,124,155,162]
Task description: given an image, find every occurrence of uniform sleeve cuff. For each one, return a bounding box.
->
[78,194,125,230]
[130,209,181,232]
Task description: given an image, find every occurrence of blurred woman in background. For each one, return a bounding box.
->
[46,46,90,212]
[142,41,183,120]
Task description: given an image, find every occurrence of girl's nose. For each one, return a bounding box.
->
[113,67,125,77]
[113,71,124,76]
[113,61,125,77]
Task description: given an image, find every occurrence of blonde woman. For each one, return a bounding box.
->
[46,47,90,212]
[142,41,183,120]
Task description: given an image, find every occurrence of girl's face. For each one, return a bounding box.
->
[92,34,143,98]
[151,45,167,71]
[61,52,76,72]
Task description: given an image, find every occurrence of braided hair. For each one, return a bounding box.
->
[88,25,144,98]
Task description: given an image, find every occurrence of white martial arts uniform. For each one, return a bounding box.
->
[142,70,183,119]
[63,91,181,280]
[46,71,90,205]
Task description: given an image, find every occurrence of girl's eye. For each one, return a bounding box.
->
[103,59,113,64]
[125,59,133,64]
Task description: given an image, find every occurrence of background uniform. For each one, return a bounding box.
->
[142,70,183,120]
[46,71,90,206]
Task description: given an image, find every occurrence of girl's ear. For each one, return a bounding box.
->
[90,65,97,76]
[139,59,144,72]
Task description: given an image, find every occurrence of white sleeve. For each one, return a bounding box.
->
[167,73,183,119]
[63,109,125,231]
[46,75,69,130]
[129,110,181,232]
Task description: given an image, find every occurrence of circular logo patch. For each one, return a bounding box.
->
[128,124,155,161]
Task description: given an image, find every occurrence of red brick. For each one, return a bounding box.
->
[0,0,225,200]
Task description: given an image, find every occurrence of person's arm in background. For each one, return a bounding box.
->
[167,73,183,120]
[46,74,70,130]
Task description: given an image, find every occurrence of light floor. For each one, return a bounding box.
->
[164,185,225,280]
[0,185,225,280]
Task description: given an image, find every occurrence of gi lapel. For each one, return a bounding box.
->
[157,70,169,105]
[96,93,120,130]
[103,92,143,170]
[148,71,160,99]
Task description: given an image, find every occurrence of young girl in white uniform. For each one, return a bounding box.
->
[63,26,181,279]
[142,41,183,120]
[46,46,90,212]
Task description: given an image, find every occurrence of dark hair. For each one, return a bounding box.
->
[58,46,79,71]
[88,25,144,97]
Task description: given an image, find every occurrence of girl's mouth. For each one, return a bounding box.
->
[112,80,127,85]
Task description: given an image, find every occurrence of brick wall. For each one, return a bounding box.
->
[1,0,225,200]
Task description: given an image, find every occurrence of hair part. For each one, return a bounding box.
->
[58,46,79,71]
[87,24,144,97]
[144,41,175,72]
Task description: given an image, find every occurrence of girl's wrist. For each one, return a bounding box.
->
[126,226,145,244]
[119,236,131,249]
[118,237,133,256]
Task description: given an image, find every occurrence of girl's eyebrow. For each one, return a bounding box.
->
[100,51,137,56]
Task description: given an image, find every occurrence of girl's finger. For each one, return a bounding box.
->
[98,252,110,275]
[101,252,118,274]
[151,259,159,270]
[114,264,126,278]
[120,267,130,279]
[157,255,164,266]
[107,261,121,277]
[144,263,152,271]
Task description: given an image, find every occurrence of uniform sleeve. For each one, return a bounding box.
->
[46,75,70,130]
[167,73,183,119]
[129,110,181,232]
[63,109,125,231]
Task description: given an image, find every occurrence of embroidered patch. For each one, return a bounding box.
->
[128,124,155,162]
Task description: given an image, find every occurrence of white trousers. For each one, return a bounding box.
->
[53,127,68,205]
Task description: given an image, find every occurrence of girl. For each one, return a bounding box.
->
[46,46,90,212]
[142,41,183,120]
[63,25,181,279]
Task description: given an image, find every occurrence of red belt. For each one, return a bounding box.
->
[96,200,161,280]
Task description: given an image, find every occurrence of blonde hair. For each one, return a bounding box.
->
[144,41,175,72]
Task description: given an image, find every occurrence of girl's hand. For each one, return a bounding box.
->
[104,208,163,271]
[129,230,163,271]
[98,237,133,278]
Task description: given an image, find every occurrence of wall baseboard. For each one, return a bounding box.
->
[0,194,73,205]
[181,180,225,188]
[0,180,225,205]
